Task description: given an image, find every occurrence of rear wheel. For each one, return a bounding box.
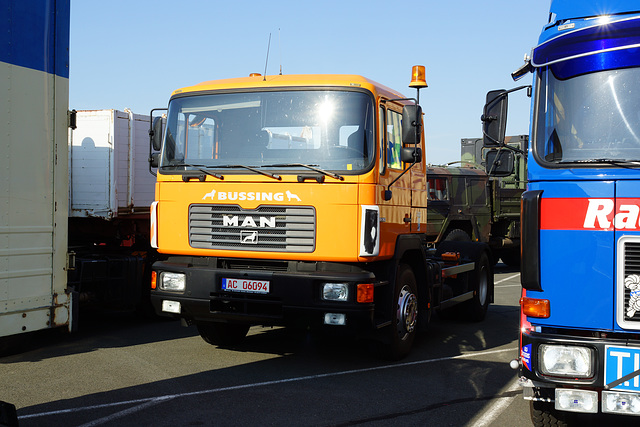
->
[444,228,471,242]
[197,322,250,346]
[381,264,418,360]
[464,251,491,321]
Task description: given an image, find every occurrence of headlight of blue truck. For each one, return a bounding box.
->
[539,344,593,378]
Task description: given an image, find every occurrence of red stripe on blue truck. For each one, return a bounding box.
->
[541,198,640,231]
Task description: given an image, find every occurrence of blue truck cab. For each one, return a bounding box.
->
[482,0,640,423]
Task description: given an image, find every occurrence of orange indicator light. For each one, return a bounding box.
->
[357,283,374,303]
[521,296,550,318]
[151,271,157,290]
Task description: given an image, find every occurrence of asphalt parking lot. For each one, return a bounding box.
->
[1,265,527,427]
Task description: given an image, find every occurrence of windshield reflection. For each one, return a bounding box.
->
[534,66,640,164]
[160,90,374,174]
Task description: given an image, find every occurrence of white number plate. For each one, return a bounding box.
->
[221,278,270,294]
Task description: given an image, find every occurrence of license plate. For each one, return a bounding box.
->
[605,345,640,391]
[221,278,270,294]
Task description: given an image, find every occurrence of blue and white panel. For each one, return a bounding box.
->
[0,0,71,337]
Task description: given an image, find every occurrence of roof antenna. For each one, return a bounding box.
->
[278,28,282,75]
[263,33,271,81]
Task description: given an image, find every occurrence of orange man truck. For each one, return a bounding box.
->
[148,67,493,358]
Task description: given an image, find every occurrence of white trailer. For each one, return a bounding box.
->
[65,110,155,316]
[0,0,72,338]
[69,110,155,219]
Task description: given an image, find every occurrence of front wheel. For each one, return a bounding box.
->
[530,401,569,427]
[197,322,250,346]
[381,264,418,360]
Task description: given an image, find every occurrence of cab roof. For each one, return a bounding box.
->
[171,73,407,101]
[549,0,640,23]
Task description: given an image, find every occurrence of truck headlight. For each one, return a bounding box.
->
[603,391,640,415]
[159,272,186,292]
[539,344,593,378]
[555,389,597,413]
[322,283,349,301]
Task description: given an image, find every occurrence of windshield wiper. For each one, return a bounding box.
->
[160,163,224,180]
[209,164,281,180]
[559,159,640,168]
[261,163,344,181]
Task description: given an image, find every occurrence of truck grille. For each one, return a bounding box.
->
[189,205,315,252]
[618,236,640,329]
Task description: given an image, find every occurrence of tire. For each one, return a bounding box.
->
[530,401,569,427]
[381,264,418,360]
[464,251,491,321]
[197,322,250,346]
[444,228,471,242]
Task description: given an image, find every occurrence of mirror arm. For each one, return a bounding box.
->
[481,127,525,155]
[481,132,527,156]
[481,85,531,125]
[384,157,419,201]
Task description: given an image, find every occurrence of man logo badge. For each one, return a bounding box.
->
[241,230,258,244]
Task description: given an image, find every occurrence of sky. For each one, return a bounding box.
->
[69,0,551,166]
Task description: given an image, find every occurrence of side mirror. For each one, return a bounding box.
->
[151,116,164,152]
[485,149,514,177]
[401,146,421,164]
[481,90,507,147]
[402,105,422,144]
[149,152,160,168]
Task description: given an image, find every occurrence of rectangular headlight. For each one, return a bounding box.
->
[555,389,598,413]
[159,272,186,292]
[603,391,640,415]
[539,344,593,378]
[322,283,349,301]
[162,300,181,314]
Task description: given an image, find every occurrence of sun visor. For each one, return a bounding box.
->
[532,16,640,77]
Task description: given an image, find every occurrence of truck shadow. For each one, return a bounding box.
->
[12,302,522,427]
[0,313,195,361]
[0,296,520,363]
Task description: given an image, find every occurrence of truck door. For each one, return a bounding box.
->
[379,107,413,233]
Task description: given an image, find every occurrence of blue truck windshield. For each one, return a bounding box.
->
[534,66,640,165]
[160,90,374,174]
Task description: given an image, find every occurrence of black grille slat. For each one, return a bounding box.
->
[189,204,315,252]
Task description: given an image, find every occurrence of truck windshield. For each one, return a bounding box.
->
[160,90,374,174]
[534,66,640,165]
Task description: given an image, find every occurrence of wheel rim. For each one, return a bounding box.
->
[397,285,418,339]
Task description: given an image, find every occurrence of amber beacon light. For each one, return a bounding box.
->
[409,65,428,88]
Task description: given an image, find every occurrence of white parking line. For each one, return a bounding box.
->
[494,273,520,288]
[21,347,518,424]
[469,379,521,427]
[77,397,174,427]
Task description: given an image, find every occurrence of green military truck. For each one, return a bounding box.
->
[425,165,491,245]
[426,135,527,266]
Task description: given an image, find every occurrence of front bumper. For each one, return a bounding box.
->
[520,328,640,415]
[150,257,381,332]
